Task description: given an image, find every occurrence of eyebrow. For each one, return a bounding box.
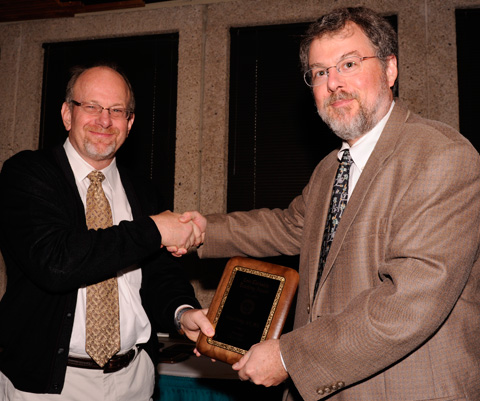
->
[309,50,362,69]
[85,100,126,107]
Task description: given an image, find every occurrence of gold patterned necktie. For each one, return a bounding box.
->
[85,170,121,367]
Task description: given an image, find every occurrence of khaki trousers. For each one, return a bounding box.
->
[0,349,155,401]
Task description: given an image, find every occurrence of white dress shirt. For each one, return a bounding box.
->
[64,139,151,357]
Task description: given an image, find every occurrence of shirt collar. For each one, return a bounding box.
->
[63,138,118,188]
[338,100,395,169]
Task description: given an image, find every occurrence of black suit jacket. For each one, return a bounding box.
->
[0,145,200,394]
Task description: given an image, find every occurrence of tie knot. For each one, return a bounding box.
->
[87,170,106,184]
[340,149,353,166]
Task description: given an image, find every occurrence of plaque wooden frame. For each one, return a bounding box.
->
[196,256,299,364]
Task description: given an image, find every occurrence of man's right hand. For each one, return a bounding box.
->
[150,210,204,253]
[164,211,207,257]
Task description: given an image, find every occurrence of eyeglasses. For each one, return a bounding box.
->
[70,100,133,120]
[304,55,377,87]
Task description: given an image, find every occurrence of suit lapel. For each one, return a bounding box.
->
[51,145,86,218]
[307,153,340,297]
[52,145,78,192]
[314,101,410,294]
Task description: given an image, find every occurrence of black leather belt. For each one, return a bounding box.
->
[67,348,137,373]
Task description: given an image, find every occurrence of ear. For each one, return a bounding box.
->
[386,55,398,89]
[61,102,72,131]
[126,113,135,136]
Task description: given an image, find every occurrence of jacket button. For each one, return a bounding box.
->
[316,388,324,395]
[337,381,345,388]
[57,348,65,354]
[307,305,310,314]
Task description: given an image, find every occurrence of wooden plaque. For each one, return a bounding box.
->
[196,256,299,364]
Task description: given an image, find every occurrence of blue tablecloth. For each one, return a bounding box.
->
[155,375,284,401]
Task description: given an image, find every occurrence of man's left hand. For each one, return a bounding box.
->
[181,308,214,343]
[232,339,288,386]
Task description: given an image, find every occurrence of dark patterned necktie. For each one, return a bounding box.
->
[85,170,120,367]
[313,150,353,298]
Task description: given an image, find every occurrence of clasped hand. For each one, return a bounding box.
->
[150,210,205,253]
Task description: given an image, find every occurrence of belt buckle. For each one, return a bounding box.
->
[103,348,135,374]
[103,361,117,374]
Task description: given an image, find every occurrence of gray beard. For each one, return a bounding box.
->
[318,91,381,142]
[84,140,116,162]
[318,74,391,142]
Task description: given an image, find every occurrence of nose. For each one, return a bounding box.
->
[95,108,113,128]
[326,68,345,93]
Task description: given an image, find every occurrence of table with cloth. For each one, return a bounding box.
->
[155,336,284,401]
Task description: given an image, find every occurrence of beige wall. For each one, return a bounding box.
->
[1,0,479,303]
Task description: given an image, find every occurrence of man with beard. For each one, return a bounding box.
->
[0,64,213,400]
[174,6,480,401]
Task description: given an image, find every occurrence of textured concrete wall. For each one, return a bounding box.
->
[1,0,479,303]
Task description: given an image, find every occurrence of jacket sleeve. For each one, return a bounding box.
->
[198,186,315,259]
[140,251,201,334]
[197,152,337,261]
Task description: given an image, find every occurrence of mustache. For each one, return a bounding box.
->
[85,125,119,135]
[325,91,358,107]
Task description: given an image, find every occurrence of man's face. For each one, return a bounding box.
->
[61,66,134,169]
[309,22,397,145]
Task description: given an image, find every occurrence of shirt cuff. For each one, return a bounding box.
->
[174,305,194,334]
[279,349,288,372]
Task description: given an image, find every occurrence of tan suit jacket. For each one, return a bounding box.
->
[199,101,480,400]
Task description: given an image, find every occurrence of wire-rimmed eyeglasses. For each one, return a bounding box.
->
[70,100,133,120]
[304,55,377,87]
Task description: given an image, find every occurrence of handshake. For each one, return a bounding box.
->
[150,210,207,256]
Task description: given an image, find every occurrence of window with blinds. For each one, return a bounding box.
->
[456,8,480,151]
[228,22,335,214]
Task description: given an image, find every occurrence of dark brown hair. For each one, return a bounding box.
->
[299,7,398,73]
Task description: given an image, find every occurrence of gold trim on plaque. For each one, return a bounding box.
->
[207,265,286,354]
